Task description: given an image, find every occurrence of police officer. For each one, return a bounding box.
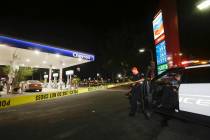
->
[129,67,144,116]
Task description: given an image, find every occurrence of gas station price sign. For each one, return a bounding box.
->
[153,10,168,75]
[156,41,168,74]
[153,11,164,40]
[157,64,168,75]
[156,41,167,65]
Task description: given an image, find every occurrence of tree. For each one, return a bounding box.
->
[2,65,11,76]
[14,67,34,83]
[1,66,34,93]
[1,66,33,82]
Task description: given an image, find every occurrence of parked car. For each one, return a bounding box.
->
[142,64,210,126]
[21,80,43,92]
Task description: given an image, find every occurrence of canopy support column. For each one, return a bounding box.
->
[48,66,52,88]
[58,67,63,90]
[59,68,63,83]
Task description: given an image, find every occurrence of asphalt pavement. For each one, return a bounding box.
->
[0,87,210,140]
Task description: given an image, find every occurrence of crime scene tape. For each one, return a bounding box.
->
[0,82,133,109]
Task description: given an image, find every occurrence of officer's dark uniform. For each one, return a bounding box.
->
[129,73,144,116]
[161,77,180,109]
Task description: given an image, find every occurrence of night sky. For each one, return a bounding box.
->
[0,0,209,79]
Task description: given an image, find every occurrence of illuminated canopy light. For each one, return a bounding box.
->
[56,53,60,58]
[26,59,30,62]
[35,50,40,55]
[197,0,210,10]
[78,58,82,61]
[0,36,95,69]
[0,36,95,61]
[42,60,47,64]
[0,44,10,47]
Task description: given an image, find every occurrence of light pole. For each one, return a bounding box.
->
[138,48,154,62]
[139,48,155,79]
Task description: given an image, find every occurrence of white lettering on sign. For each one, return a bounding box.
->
[73,52,91,60]
[179,97,210,107]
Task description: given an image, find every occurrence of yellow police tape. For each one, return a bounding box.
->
[0,82,132,109]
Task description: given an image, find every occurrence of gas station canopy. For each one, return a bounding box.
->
[0,36,95,69]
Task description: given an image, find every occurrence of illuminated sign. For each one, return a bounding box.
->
[155,34,165,45]
[153,11,165,40]
[73,52,91,60]
[153,10,168,75]
[53,73,58,77]
[0,36,95,61]
[156,41,167,65]
[44,75,48,78]
[157,64,168,74]
[156,41,168,74]
[66,70,74,75]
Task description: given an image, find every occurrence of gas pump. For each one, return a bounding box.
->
[65,70,74,89]
[53,73,58,88]
[44,75,48,88]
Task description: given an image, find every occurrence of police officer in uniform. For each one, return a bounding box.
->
[129,67,144,116]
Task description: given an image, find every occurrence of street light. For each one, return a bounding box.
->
[179,53,183,56]
[139,48,155,79]
[197,0,210,10]
[117,74,122,78]
[96,73,100,81]
[139,48,146,53]
[138,48,154,62]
